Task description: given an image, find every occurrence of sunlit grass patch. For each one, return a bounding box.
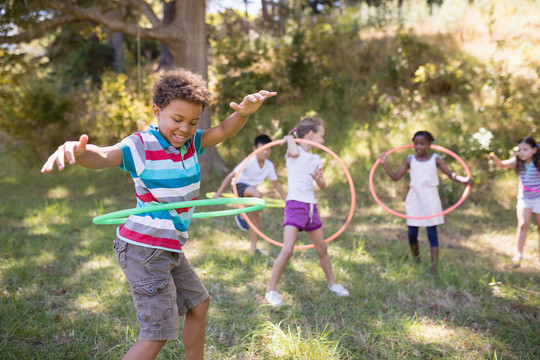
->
[404,315,500,357]
[248,320,346,360]
[46,186,71,199]
[23,202,71,235]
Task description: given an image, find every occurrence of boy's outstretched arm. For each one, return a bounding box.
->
[201,90,277,148]
[272,180,286,200]
[213,171,236,198]
[41,134,123,173]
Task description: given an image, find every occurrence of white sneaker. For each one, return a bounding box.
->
[328,284,350,297]
[512,253,523,262]
[265,291,283,306]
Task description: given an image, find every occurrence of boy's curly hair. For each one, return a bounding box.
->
[152,68,211,110]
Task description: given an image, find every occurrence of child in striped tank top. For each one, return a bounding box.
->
[379,131,471,277]
[487,137,540,264]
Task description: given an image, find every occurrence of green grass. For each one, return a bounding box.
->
[0,154,539,360]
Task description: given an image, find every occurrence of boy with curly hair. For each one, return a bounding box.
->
[41,68,276,360]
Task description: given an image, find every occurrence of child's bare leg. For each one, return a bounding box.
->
[267,225,298,291]
[308,227,336,286]
[123,340,167,360]
[248,210,261,251]
[534,212,540,258]
[516,207,532,258]
[243,187,262,251]
[182,297,210,360]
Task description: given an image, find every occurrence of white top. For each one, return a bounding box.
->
[409,153,441,188]
[405,153,444,226]
[232,156,278,187]
[286,147,322,204]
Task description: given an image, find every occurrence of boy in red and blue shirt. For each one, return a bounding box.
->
[41,68,276,360]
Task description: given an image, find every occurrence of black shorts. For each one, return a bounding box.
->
[231,182,249,197]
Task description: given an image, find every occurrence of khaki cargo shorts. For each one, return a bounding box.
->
[113,239,209,341]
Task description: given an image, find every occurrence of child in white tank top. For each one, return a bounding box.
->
[379,131,471,277]
[264,117,350,306]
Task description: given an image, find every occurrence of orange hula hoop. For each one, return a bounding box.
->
[369,144,471,220]
[233,139,356,249]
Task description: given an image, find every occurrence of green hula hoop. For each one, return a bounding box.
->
[205,192,284,208]
[93,197,266,225]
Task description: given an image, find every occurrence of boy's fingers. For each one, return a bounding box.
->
[41,154,57,173]
[258,90,277,98]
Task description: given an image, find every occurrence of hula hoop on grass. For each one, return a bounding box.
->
[233,139,356,249]
[93,197,266,225]
[369,144,471,220]
[205,192,285,208]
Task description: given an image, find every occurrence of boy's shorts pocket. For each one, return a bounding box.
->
[132,278,173,322]
[113,239,128,268]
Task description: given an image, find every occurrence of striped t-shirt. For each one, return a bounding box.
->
[519,162,540,200]
[115,124,205,252]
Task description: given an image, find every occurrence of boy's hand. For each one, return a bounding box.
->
[41,134,89,173]
[229,90,277,117]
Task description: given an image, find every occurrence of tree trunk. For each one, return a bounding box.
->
[109,31,124,73]
[157,0,176,70]
[168,0,228,176]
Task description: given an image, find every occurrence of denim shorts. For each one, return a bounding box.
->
[283,200,322,232]
[113,239,209,341]
[231,182,249,197]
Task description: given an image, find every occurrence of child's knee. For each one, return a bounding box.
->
[315,243,328,256]
[188,297,210,318]
[280,248,294,259]
[518,221,530,232]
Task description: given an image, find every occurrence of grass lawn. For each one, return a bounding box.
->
[0,153,539,359]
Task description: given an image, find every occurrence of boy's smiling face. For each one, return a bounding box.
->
[153,99,202,149]
[254,144,272,162]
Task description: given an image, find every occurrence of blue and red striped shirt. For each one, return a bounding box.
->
[115,124,205,252]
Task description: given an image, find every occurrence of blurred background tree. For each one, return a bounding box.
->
[0,0,538,195]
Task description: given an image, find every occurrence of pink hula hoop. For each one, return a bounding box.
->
[233,139,356,249]
[369,144,471,220]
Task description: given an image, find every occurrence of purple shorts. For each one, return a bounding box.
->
[283,200,322,232]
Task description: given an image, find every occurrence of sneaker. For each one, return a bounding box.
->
[511,253,523,262]
[426,266,436,278]
[235,214,249,231]
[253,248,268,255]
[265,291,283,306]
[328,284,350,297]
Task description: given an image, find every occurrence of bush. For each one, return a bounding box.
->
[0,77,82,161]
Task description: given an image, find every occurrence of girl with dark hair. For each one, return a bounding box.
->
[379,131,471,277]
[488,137,540,264]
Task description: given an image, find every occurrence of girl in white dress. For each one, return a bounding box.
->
[379,131,471,277]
